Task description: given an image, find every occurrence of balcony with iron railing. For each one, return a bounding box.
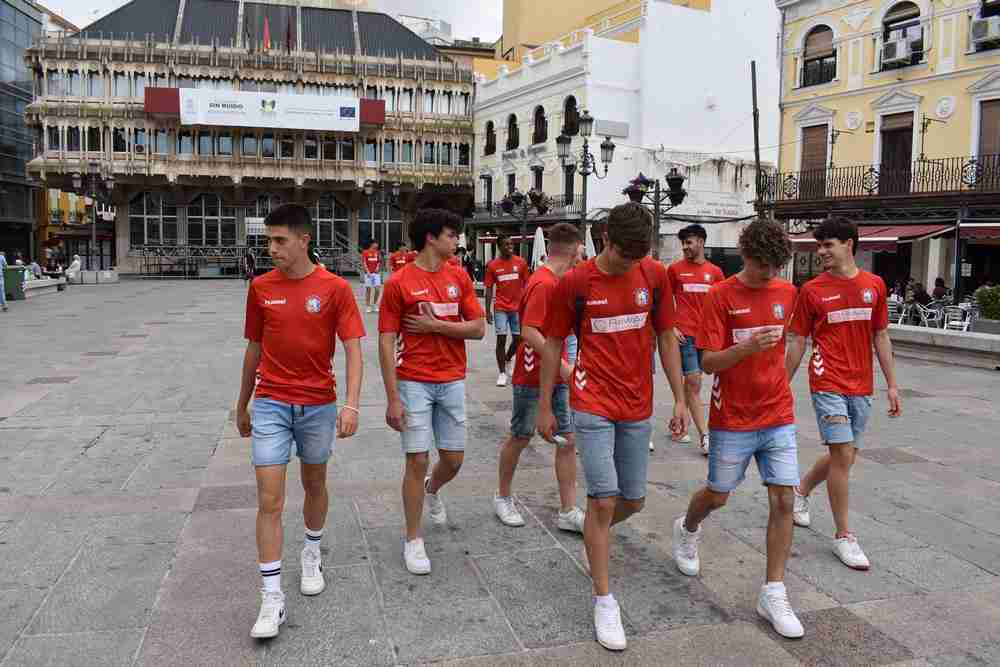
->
[761,154,1000,215]
[471,194,586,222]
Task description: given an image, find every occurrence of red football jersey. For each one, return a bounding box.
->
[485,255,529,313]
[546,257,676,423]
[698,275,797,432]
[512,266,566,388]
[361,249,381,273]
[789,270,889,396]
[379,262,484,383]
[668,259,726,339]
[389,251,409,273]
[244,269,366,405]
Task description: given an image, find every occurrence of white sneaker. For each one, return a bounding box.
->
[793,491,811,527]
[673,433,692,444]
[649,441,655,452]
[557,507,585,533]
[505,358,514,376]
[496,372,508,387]
[756,584,805,638]
[250,590,286,639]
[403,538,431,575]
[366,306,373,313]
[833,534,870,570]
[593,597,627,651]
[494,494,525,527]
[699,433,710,456]
[672,515,701,576]
[300,547,325,596]
[424,476,448,525]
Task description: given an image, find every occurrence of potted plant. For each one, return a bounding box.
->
[500,195,515,214]
[623,172,654,203]
[973,285,1000,335]
[528,189,552,215]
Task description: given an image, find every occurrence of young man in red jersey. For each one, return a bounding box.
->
[236,204,364,640]
[538,203,688,652]
[361,240,383,313]
[494,223,585,532]
[389,242,411,274]
[485,235,529,387]
[671,219,805,639]
[786,217,902,571]
[668,224,726,455]
[378,209,485,575]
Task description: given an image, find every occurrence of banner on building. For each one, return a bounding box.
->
[178,89,360,133]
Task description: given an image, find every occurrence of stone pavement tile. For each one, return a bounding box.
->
[435,496,556,557]
[417,652,535,667]
[366,526,490,608]
[779,606,915,666]
[475,548,597,649]
[925,639,1000,666]
[787,550,923,604]
[92,512,189,545]
[385,597,519,664]
[799,508,928,554]
[28,541,175,634]
[24,489,197,515]
[0,514,97,588]
[879,547,997,592]
[193,484,257,511]
[3,629,143,667]
[44,448,152,496]
[138,598,265,667]
[156,545,259,609]
[529,622,801,667]
[848,589,1000,658]
[0,587,46,658]
[281,508,370,569]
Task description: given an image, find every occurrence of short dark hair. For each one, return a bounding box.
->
[409,208,464,251]
[547,222,583,256]
[813,217,860,256]
[678,224,708,242]
[739,218,792,268]
[264,203,313,236]
[606,203,653,259]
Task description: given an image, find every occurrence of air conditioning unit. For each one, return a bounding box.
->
[972,16,1000,45]
[882,37,912,66]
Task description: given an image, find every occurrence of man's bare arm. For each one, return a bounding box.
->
[874,328,902,417]
[785,331,808,382]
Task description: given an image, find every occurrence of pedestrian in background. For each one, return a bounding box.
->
[0,250,8,312]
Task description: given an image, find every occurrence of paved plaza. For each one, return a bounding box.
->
[0,281,999,666]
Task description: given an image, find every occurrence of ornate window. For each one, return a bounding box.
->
[533,106,548,145]
[129,192,177,247]
[563,96,580,136]
[802,26,836,87]
[506,114,519,150]
[485,121,496,155]
[187,194,236,247]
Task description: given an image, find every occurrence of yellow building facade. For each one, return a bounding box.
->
[773,0,1000,295]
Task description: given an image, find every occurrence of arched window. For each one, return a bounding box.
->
[802,26,836,87]
[882,2,923,70]
[485,121,496,155]
[532,106,548,145]
[563,96,579,136]
[506,113,519,150]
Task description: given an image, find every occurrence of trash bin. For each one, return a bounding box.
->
[2,267,29,301]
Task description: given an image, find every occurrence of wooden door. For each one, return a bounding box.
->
[799,124,828,199]
[978,100,1000,189]
[880,113,913,195]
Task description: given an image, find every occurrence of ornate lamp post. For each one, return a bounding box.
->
[363,179,402,260]
[557,110,616,226]
[622,167,687,260]
[71,162,114,270]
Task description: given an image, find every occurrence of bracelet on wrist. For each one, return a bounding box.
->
[342,405,360,415]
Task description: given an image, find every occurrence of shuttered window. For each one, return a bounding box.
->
[980,100,1000,157]
[801,125,829,172]
[802,26,836,86]
[804,26,834,58]
[881,112,914,131]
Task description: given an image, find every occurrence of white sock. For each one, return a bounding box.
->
[764,581,786,594]
[593,593,616,607]
[304,527,323,555]
[260,560,281,593]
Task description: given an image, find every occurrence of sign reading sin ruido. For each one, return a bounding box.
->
[179,89,361,133]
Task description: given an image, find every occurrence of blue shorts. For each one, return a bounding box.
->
[251,398,337,467]
[565,335,579,365]
[574,410,652,500]
[707,425,799,493]
[494,311,521,336]
[812,392,872,449]
[511,384,572,441]
[680,337,703,376]
[399,380,467,455]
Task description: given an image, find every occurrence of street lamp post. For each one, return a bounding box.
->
[557,110,615,235]
[623,168,688,260]
[364,179,402,261]
[71,162,114,271]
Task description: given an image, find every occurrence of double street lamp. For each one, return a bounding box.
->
[556,110,616,224]
[622,168,688,260]
[71,162,115,271]
[363,179,402,257]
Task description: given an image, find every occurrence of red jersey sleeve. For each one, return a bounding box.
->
[378,279,404,333]
[244,282,264,342]
[484,261,496,289]
[335,281,366,341]
[545,271,578,339]
[712,265,726,283]
[652,262,677,333]
[872,276,890,331]
[788,286,817,338]
[459,272,485,320]
[698,287,728,352]
[521,280,552,330]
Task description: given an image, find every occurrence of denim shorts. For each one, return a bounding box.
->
[511,384,572,441]
[251,398,337,467]
[363,273,382,288]
[494,310,521,336]
[398,380,467,454]
[812,392,873,449]
[680,337,703,376]
[565,334,579,365]
[574,410,652,500]
[707,425,799,493]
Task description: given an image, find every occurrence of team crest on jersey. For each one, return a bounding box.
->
[704,273,712,282]
[305,296,322,314]
[635,288,650,307]
[772,303,785,320]
[861,288,874,304]
[446,284,460,299]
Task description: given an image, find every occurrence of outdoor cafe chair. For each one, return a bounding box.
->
[943,307,970,332]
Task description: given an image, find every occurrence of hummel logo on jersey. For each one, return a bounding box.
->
[574,367,588,391]
[711,375,722,410]
[821,295,841,302]
[587,298,609,306]
[264,298,287,306]
[729,308,751,315]
[812,349,826,377]
[411,289,429,296]
[522,346,536,373]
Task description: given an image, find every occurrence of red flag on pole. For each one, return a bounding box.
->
[263,16,272,51]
